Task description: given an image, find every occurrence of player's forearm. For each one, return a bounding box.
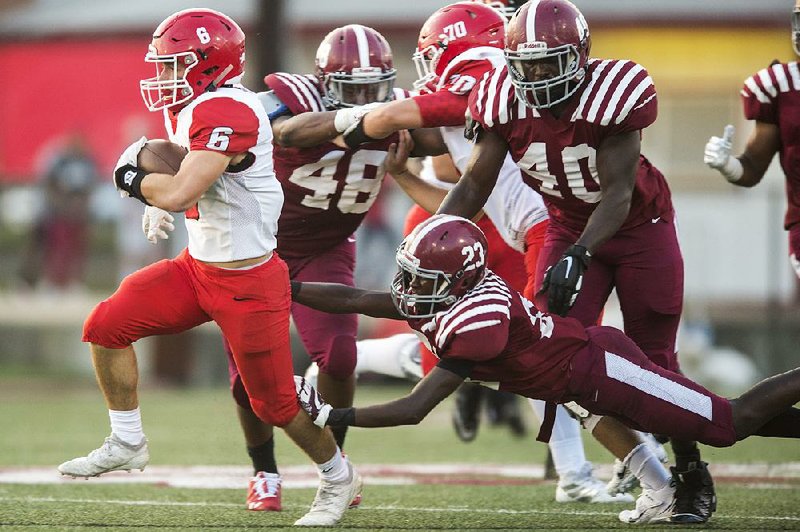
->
[291,281,402,319]
[328,397,432,428]
[576,190,632,253]
[363,101,424,140]
[273,111,339,148]
[436,176,490,220]
[141,173,199,212]
[392,169,449,214]
[733,154,769,188]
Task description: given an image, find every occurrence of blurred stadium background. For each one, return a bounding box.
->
[1,1,800,529]
[0,0,798,454]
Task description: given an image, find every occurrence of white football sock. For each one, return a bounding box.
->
[355,333,420,380]
[109,407,145,446]
[625,442,671,491]
[529,399,586,476]
[317,448,349,483]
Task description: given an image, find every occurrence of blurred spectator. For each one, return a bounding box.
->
[18,132,97,292]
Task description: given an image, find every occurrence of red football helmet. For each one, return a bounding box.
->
[140,8,246,112]
[412,2,505,91]
[315,24,397,108]
[391,215,488,318]
[505,0,591,109]
[474,0,526,21]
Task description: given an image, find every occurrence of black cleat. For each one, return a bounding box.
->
[670,461,717,524]
[451,383,482,442]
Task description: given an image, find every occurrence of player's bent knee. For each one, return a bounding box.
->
[231,377,253,410]
[316,335,357,380]
[82,302,134,349]
[250,397,299,427]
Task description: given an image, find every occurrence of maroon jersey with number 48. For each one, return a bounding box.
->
[469,59,674,234]
[265,72,408,258]
[408,271,588,401]
[741,61,800,230]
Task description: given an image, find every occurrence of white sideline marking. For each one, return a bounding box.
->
[2,463,800,489]
[0,496,799,522]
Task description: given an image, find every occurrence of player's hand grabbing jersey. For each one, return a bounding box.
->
[265,72,408,258]
[409,271,588,401]
[165,85,282,262]
[469,59,674,234]
[741,61,800,230]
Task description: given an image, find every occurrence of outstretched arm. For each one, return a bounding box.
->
[291,281,402,320]
[436,127,509,219]
[271,112,340,148]
[325,364,469,427]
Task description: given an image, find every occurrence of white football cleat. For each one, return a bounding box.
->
[619,481,676,524]
[556,462,634,503]
[58,434,149,478]
[294,461,363,527]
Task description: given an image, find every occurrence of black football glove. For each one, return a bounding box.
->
[538,244,591,317]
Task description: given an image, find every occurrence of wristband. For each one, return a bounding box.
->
[720,156,744,184]
[343,120,379,149]
[326,407,356,427]
[114,165,151,205]
[290,281,301,299]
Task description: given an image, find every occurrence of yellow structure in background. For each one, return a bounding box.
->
[592,27,793,93]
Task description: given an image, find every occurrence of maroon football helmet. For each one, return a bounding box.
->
[140,8,245,111]
[315,24,396,108]
[392,215,488,318]
[504,0,591,109]
[413,2,505,91]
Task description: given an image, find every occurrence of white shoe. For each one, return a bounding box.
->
[556,462,634,503]
[58,434,149,478]
[607,434,669,496]
[619,481,676,524]
[294,461,363,526]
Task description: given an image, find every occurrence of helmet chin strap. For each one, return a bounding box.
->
[208,64,234,91]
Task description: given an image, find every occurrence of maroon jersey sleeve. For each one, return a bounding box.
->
[189,97,259,155]
[741,64,781,124]
[597,60,657,136]
[264,72,326,115]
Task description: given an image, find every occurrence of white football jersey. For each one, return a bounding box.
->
[440,126,548,252]
[164,85,283,262]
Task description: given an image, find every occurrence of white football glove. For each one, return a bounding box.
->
[114,136,148,197]
[141,205,175,244]
[333,101,386,136]
[704,125,743,183]
[294,375,332,428]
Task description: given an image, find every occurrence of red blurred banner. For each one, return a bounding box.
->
[0,38,165,183]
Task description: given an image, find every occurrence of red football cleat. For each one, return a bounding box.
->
[246,471,282,511]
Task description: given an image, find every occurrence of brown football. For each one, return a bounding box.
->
[137,139,188,174]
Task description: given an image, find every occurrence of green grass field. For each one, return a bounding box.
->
[1,370,799,530]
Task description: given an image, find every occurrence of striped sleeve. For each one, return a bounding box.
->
[573,59,657,134]
[740,62,800,124]
[468,67,520,132]
[263,72,326,115]
[434,276,512,362]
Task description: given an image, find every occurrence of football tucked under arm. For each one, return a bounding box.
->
[137,140,188,175]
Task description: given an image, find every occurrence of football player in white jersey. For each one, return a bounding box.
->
[56,9,360,527]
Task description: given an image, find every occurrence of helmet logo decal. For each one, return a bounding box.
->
[441,20,468,42]
[461,241,486,273]
[196,27,211,44]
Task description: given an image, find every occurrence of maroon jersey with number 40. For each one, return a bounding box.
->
[408,271,589,401]
[265,72,408,258]
[468,59,674,234]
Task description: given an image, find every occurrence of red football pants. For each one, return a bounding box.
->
[83,249,299,426]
